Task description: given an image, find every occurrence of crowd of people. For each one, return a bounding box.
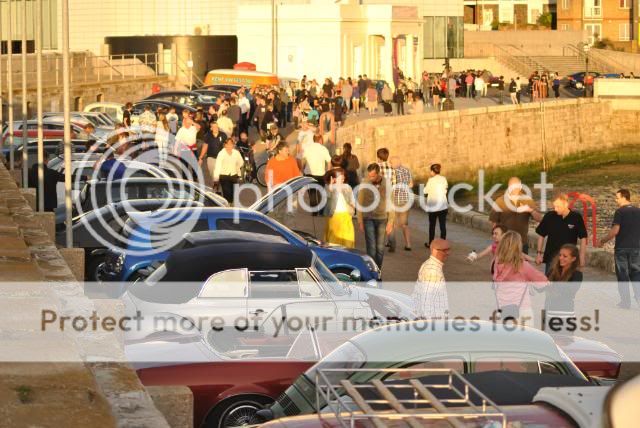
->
[412,181,640,330]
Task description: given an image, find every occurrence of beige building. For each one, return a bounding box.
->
[557,0,635,51]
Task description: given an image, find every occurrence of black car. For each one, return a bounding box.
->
[54,177,228,227]
[198,84,242,93]
[131,100,197,126]
[143,91,215,109]
[57,198,206,280]
[192,89,233,101]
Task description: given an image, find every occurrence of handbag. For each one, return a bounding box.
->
[493,283,528,322]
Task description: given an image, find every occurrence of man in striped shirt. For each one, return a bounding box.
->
[412,239,450,319]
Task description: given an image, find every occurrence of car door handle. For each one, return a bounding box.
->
[249,309,265,316]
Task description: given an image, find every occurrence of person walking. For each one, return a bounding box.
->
[366,84,378,115]
[342,142,360,188]
[352,83,361,115]
[535,193,588,275]
[301,134,331,215]
[390,156,413,251]
[543,244,583,332]
[213,138,244,204]
[599,189,640,309]
[175,117,200,178]
[474,74,485,99]
[357,163,395,269]
[421,73,433,106]
[154,112,171,168]
[393,86,405,115]
[489,177,542,254]
[265,142,301,191]
[198,122,226,188]
[509,78,519,105]
[324,169,355,248]
[552,74,561,99]
[465,72,474,98]
[412,238,450,319]
[493,231,549,324]
[423,164,448,248]
[515,77,522,104]
[341,78,353,113]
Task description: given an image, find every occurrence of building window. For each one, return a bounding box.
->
[619,23,631,41]
[562,0,570,10]
[423,16,463,59]
[561,24,570,31]
[620,0,631,8]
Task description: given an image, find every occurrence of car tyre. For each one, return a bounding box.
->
[206,395,273,428]
[256,163,268,188]
[86,255,106,282]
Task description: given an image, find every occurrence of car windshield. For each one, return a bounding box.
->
[313,258,348,297]
[305,341,366,386]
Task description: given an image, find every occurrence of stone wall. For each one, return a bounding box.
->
[0,160,172,427]
[337,99,640,183]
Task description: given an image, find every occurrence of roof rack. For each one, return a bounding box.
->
[315,368,507,428]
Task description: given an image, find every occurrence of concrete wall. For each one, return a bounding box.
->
[465,30,587,56]
[591,48,640,74]
[336,99,640,183]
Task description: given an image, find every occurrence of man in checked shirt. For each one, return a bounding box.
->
[412,238,451,319]
[377,148,397,251]
[389,156,414,251]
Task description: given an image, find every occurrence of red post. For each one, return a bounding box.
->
[568,192,598,247]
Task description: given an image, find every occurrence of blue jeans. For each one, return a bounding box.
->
[614,249,640,306]
[364,218,386,269]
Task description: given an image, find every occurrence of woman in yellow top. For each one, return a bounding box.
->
[324,169,355,248]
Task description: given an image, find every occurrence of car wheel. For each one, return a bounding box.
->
[206,396,273,428]
[256,163,267,188]
[86,255,105,282]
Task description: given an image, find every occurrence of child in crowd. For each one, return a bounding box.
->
[467,224,534,270]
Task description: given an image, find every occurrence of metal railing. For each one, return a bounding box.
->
[493,44,549,77]
[176,55,204,89]
[0,52,164,89]
[562,43,626,74]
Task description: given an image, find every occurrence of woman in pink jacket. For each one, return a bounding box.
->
[493,231,549,325]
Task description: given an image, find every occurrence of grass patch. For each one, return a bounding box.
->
[450,145,640,201]
[14,385,33,404]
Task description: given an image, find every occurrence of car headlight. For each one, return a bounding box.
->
[362,255,380,274]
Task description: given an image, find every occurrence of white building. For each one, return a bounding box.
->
[2,0,463,85]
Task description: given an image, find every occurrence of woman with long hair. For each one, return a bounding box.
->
[543,244,582,332]
[341,142,360,188]
[324,168,355,248]
[493,231,549,324]
[155,112,171,167]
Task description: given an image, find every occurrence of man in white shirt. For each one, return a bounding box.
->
[296,120,315,159]
[412,238,450,318]
[301,134,331,215]
[175,117,200,177]
[423,163,448,248]
[214,138,244,204]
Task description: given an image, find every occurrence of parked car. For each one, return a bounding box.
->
[144,90,216,108]
[58,199,206,281]
[51,159,172,208]
[1,119,87,150]
[42,111,115,130]
[259,380,611,428]
[258,320,619,422]
[129,305,398,428]
[84,102,125,123]
[131,100,197,127]
[198,84,244,93]
[99,177,381,284]
[192,88,233,101]
[122,241,411,334]
[54,177,228,227]
[567,71,601,89]
[8,139,95,168]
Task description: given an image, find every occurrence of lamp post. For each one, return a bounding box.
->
[583,43,590,98]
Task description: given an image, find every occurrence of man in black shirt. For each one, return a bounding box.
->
[535,193,588,275]
[198,122,226,188]
[599,189,640,309]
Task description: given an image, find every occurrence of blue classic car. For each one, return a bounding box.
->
[98,177,381,286]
